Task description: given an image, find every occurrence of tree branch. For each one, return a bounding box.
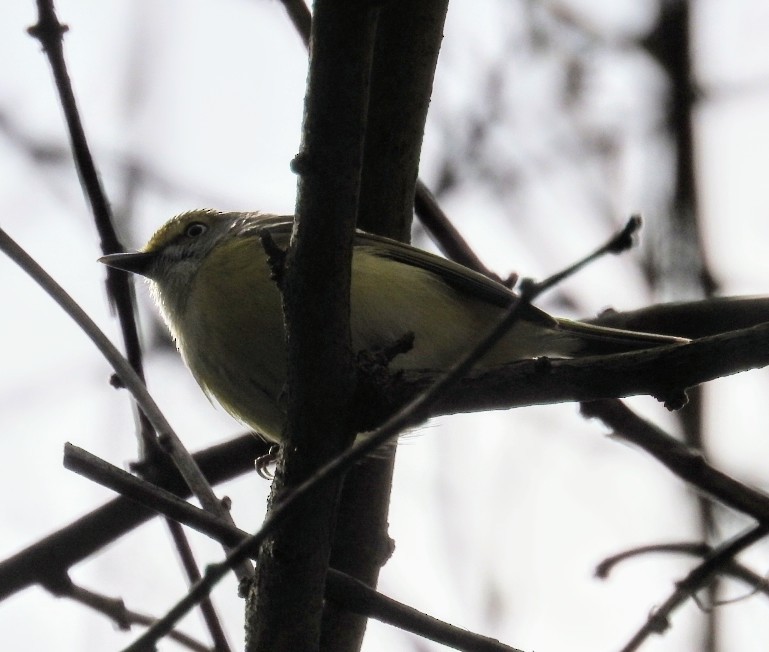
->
[29,0,154,453]
[0,434,265,602]
[364,321,769,431]
[597,540,769,598]
[323,2,449,650]
[247,2,378,650]
[619,526,768,652]
[581,400,769,526]
[66,444,525,652]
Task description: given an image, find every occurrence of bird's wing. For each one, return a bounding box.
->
[237,214,690,349]
[244,214,557,328]
[354,230,558,327]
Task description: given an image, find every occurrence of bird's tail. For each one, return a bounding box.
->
[554,318,688,356]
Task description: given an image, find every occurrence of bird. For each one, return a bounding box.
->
[100,209,687,443]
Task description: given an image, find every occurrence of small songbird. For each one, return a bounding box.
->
[100,209,686,442]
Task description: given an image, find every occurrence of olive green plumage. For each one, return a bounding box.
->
[100,209,685,442]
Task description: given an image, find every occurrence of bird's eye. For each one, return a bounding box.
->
[185,222,208,238]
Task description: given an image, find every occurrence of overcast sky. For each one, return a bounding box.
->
[2,1,769,651]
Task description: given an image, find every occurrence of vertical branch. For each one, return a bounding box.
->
[246,2,378,651]
[356,0,449,241]
[322,3,449,651]
[644,0,715,298]
[643,3,719,649]
[270,4,451,650]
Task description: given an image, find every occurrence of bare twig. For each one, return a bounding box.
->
[28,2,230,636]
[619,525,768,652]
[581,400,769,526]
[166,520,232,652]
[65,444,524,652]
[519,215,642,296]
[278,0,311,48]
[0,434,265,602]
[0,227,251,580]
[596,540,769,599]
[28,0,154,452]
[56,579,212,652]
[413,179,501,279]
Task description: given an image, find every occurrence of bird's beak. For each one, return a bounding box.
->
[99,251,156,277]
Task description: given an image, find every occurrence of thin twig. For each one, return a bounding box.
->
[0,434,266,602]
[414,179,501,279]
[28,3,227,633]
[278,0,311,48]
[166,520,232,652]
[28,0,154,452]
[619,525,769,652]
[596,540,769,599]
[0,227,251,581]
[65,444,523,652]
[58,579,212,652]
[519,215,642,296]
[581,399,769,526]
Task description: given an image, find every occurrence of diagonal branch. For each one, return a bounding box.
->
[65,444,524,652]
[28,2,232,639]
[597,540,769,598]
[0,226,251,581]
[55,578,212,652]
[581,399,769,526]
[367,320,769,431]
[618,525,768,652]
[28,0,153,452]
[0,434,265,602]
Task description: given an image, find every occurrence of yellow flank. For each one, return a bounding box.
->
[349,248,573,369]
[181,233,288,440]
[172,230,573,440]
